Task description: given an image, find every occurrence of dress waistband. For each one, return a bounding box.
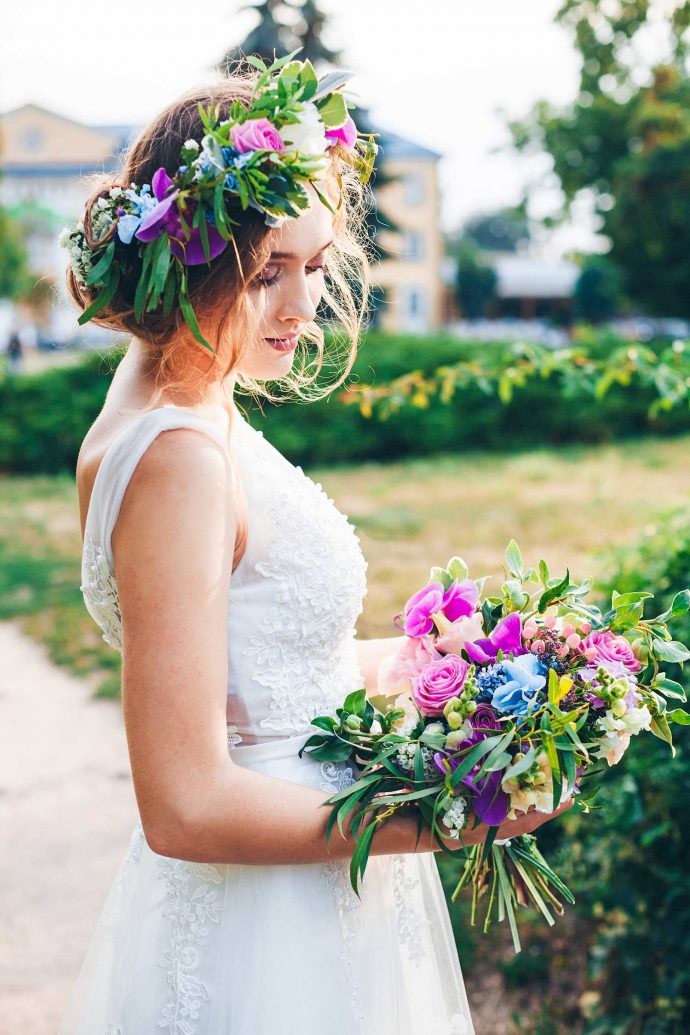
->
[230,730,313,765]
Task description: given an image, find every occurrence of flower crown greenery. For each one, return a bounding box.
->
[60,51,378,352]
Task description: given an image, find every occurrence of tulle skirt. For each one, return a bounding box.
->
[58,732,475,1034]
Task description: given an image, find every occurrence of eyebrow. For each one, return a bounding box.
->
[269,238,334,260]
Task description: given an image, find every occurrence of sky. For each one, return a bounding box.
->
[1,0,586,251]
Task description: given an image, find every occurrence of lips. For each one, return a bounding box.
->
[265,335,299,352]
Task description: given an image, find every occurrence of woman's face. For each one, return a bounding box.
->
[237,189,335,381]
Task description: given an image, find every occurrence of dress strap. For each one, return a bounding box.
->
[84,405,228,570]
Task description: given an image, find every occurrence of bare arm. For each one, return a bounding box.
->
[113,431,570,866]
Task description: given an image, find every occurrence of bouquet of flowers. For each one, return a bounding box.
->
[300,542,690,952]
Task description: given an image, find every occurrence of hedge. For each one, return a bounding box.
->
[1,333,689,474]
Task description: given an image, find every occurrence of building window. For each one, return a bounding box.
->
[403,230,424,262]
[401,285,428,331]
[21,128,44,152]
[404,174,425,206]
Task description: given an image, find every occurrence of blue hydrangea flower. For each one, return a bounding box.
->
[224,171,238,190]
[491,653,547,717]
[475,663,509,703]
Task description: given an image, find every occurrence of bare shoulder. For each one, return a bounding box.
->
[113,424,235,570]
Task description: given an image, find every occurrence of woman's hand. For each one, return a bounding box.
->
[435,796,574,852]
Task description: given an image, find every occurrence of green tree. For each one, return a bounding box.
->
[573,254,623,323]
[510,0,690,317]
[453,244,497,319]
[461,206,530,254]
[219,0,298,72]
[0,205,30,300]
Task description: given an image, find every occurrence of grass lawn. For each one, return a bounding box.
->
[1,432,689,698]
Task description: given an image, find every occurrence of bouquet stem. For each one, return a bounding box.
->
[449,834,575,954]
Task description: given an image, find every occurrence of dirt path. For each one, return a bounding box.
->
[0,621,136,1035]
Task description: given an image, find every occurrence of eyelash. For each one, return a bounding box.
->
[256,264,325,286]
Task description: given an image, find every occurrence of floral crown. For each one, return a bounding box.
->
[60,52,378,352]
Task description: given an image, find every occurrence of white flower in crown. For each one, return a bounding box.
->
[281,102,330,180]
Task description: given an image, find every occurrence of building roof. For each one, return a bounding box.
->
[494,254,580,299]
[376,127,442,162]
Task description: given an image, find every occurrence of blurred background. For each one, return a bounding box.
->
[1,1,690,1033]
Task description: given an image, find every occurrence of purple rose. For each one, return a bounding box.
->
[412,655,469,716]
[325,116,357,149]
[578,630,642,673]
[232,118,285,154]
[433,706,509,825]
[465,612,529,665]
[403,578,479,637]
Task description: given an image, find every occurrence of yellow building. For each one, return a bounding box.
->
[0,104,132,278]
[373,130,444,333]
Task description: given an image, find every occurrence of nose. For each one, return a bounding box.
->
[275,270,318,329]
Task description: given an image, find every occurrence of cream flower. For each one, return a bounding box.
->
[594,704,652,766]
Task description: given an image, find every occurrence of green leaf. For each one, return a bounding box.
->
[447,556,469,582]
[650,714,676,756]
[652,638,690,663]
[447,734,504,788]
[179,269,214,353]
[667,708,690,725]
[538,559,550,585]
[651,675,687,702]
[505,540,523,576]
[162,267,177,318]
[502,746,538,784]
[343,688,367,717]
[77,265,121,324]
[537,569,571,613]
[316,91,348,129]
[653,589,690,625]
[430,565,452,590]
[349,820,377,894]
[85,240,115,286]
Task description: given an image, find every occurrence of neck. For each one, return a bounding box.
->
[125,337,238,420]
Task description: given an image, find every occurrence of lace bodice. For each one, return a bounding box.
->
[80,404,368,745]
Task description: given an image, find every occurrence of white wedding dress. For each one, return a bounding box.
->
[59,404,475,1035]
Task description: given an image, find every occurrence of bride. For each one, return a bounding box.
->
[59,58,570,1035]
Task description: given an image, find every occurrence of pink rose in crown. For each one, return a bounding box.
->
[578,630,642,673]
[325,116,357,149]
[232,118,285,154]
[412,655,470,716]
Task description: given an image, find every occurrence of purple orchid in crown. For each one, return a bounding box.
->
[134,168,228,265]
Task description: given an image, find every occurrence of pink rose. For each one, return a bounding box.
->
[325,116,357,149]
[377,636,441,695]
[232,118,285,154]
[579,630,642,673]
[435,611,486,656]
[412,656,469,717]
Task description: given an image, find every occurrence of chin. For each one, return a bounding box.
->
[240,343,298,381]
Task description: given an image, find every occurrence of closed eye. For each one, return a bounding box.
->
[254,263,325,287]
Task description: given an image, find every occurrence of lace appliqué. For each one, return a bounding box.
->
[392,854,429,965]
[242,450,368,735]
[319,760,364,1026]
[81,532,123,651]
[226,724,242,751]
[155,857,223,1034]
